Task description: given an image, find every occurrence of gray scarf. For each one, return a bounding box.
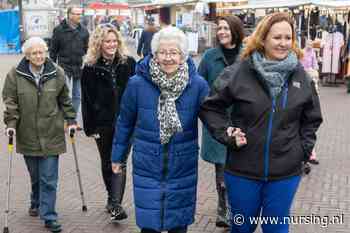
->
[149,58,189,144]
[252,51,298,97]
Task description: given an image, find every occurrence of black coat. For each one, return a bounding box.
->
[81,56,136,136]
[137,30,155,57]
[50,19,89,77]
[199,58,323,181]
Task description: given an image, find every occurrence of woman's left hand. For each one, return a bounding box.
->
[226,127,247,148]
[112,163,122,174]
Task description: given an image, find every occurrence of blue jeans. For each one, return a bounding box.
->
[24,155,59,221]
[66,75,81,114]
[224,173,301,233]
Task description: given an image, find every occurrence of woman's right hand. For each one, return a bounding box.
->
[226,127,247,148]
[90,134,100,139]
[5,128,15,137]
[112,162,122,174]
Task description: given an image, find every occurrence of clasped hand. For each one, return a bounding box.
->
[226,127,247,148]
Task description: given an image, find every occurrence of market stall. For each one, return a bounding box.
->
[230,0,350,83]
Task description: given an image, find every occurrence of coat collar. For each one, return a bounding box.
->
[212,46,226,62]
[210,46,241,66]
[61,19,82,32]
[16,57,57,81]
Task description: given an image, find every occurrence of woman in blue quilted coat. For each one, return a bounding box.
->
[111,26,209,233]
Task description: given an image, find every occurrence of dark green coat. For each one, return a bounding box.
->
[198,47,239,164]
[2,58,76,156]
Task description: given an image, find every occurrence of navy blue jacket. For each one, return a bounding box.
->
[137,30,155,57]
[111,55,209,231]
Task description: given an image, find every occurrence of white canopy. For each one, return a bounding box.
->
[231,0,350,9]
[231,0,313,9]
[313,0,350,8]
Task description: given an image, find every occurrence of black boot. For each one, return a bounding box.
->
[110,204,128,222]
[216,185,230,228]
[108,166,127,216]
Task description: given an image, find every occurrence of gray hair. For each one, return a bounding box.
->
[151,26,189,60]
[22,37,48,55]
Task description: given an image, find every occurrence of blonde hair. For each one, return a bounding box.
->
[241,12,302,60]
[84,24,128,65]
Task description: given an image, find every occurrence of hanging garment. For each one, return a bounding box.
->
[319,15,328,30]
[310,8,320,26]
[322,31,344,74]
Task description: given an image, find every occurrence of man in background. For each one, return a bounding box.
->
[50,6,89,129]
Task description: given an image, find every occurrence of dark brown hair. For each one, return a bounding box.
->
[216,15,245,48]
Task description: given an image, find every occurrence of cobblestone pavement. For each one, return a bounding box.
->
[0,47,349,233]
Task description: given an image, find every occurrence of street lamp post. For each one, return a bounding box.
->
[18,0,24,45]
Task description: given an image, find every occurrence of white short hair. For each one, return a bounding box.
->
[22,37,48,55]
[151,26,189,60]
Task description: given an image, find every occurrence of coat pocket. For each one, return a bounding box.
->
[132,144,161,179]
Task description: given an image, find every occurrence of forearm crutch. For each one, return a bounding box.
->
[3,130,14,233]
[69,129,87,212]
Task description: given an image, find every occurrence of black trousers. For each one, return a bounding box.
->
[141,226,187,233]
[95,127,128,204]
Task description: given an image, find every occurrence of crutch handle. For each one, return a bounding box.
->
[69,128,75,138]
[8,130,14,146]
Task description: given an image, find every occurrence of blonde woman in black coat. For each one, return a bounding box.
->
[81,24,136,222]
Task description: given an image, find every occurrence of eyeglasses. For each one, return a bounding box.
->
[157,50,181,59]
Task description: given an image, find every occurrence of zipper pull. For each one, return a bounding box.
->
[38,80,42,96]
[272,98,276,113]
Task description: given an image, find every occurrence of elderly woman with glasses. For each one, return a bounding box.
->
[111,26,209,233]
[2,37,76,233]
[81,24,136,222]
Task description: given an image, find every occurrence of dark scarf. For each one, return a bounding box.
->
[149,58,189,144]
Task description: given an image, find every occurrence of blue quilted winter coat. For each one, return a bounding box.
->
[111,55,209,231]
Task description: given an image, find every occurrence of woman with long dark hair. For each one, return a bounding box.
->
[198,15,244,228]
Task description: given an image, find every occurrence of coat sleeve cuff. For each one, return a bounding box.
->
[6,120,17,129]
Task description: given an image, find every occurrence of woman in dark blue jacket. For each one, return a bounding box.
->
[111,26,209,233]
[198,15,244,228]
[200,13,322,233]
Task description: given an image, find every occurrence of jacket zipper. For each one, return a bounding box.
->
[160,143,169,229]
[264,98,275,181]
[282,84,289,109]
[263,82,289,180]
